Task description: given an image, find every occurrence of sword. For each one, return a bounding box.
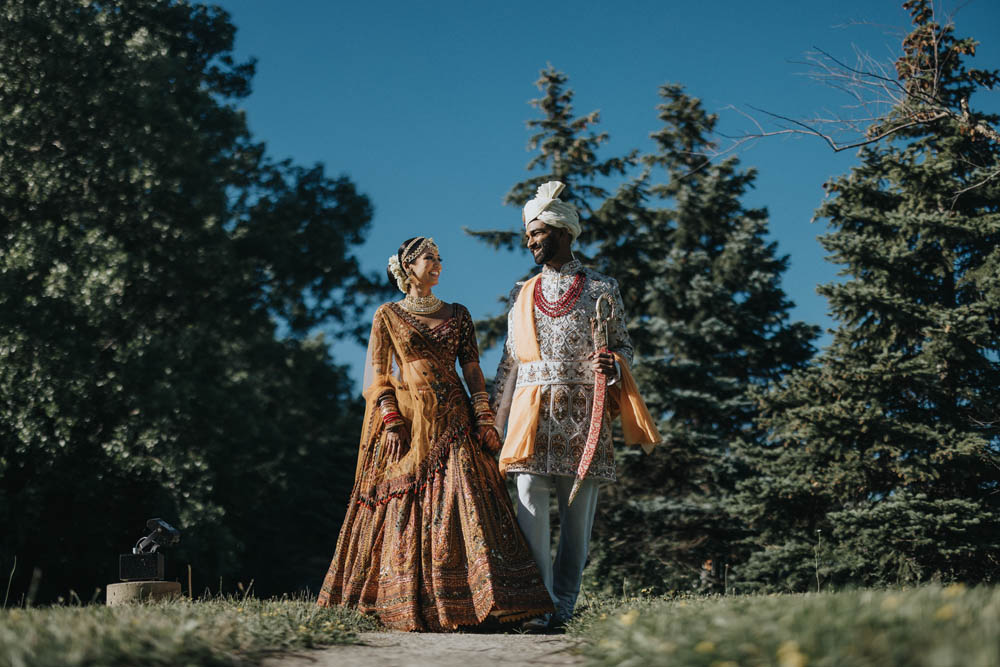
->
[569,292,614,505]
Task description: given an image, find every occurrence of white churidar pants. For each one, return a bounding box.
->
[515,473,599,620]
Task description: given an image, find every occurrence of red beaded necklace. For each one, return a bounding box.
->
[534,272,586,318]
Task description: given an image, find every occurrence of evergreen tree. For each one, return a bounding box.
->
[737,2,1000,590]
[473,68,817,593]
[586,86,818,593]
[503,66,635,230]
[0,0,382,600]
[466,66,634,348]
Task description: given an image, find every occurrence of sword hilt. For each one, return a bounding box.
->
[591,293,615,351]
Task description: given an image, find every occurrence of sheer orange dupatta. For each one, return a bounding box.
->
[355,306,443,490]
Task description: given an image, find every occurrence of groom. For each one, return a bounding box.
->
[492,181,660,630]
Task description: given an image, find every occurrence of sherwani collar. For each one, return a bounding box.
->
[542,259,582,277]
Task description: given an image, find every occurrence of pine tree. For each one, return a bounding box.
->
[466,66,634,348]
[585,86,818,593]
[737,2,1000,590]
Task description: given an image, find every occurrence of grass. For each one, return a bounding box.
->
[567,584,1000,667]
[0,595,379,667]
[5,584,998,666]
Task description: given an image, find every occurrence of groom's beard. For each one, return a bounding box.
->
[532,236,557,265]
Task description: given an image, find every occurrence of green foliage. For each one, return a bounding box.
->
[473,68,815,594]
[569,585,1000,667]
[503,66,637,223]
[737,3,1000,590]
[465,65,636,349]
[586,85,817,594]
[0,596,378,667]
[0,0,382,601]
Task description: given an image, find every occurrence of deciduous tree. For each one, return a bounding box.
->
[0,0,380,601]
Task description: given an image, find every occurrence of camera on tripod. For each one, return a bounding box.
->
[119,518,181,581]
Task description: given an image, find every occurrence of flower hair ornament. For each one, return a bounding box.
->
[387,255,409,293]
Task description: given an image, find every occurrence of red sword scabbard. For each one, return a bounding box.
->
[569,293,614,505]
[569,350,608,505]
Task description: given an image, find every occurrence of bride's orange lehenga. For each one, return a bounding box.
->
[317,302,553,631]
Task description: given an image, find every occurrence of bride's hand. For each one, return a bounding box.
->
[477,424,501,454]
[385,424,411,462]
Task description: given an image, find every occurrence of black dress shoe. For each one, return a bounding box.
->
[520,614,552,633]
[546,614,569,634]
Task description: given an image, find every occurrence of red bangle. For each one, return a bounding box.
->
[382,412,401,424]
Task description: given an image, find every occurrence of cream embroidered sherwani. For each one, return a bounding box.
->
[493,259,633,622]
[493,259,633,482]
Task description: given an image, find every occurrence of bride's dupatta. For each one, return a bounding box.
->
[355,304,463,499]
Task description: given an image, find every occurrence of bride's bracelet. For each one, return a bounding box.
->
[382,412,404,428]
[471,392,492,416]
[379,396,405,429]
[473,401,496,428]
[471,392,489,409]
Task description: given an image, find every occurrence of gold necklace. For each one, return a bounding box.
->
[401,292,443,314]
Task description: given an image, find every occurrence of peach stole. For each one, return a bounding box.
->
[498,274,661,474]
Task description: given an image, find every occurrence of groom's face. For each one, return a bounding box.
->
[525,219,562,265]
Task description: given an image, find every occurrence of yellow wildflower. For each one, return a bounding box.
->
[619,609,639,626]
[942,583,966,599]
[694,641,716,654]
[880,595,900,611]
[934,604,955,621]
[777,640,808,667]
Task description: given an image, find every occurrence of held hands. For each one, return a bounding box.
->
[384,423,411,462]
[477,424,502,454]
[469,390,501,454]
[589,350,618,378]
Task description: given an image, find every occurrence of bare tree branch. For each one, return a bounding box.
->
[744,105,946,152]
[713,4,1000,194]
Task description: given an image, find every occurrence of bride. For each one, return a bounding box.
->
[317,236,552,631]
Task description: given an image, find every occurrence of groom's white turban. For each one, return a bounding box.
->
[522,181,581,241]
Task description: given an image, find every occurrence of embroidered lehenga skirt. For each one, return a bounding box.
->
[317,303,552,631]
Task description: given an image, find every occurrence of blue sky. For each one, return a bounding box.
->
[215,0,1000,386]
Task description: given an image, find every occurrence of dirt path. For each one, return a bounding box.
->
[266,631,586,667]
